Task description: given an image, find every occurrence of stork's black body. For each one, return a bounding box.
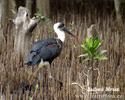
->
[26,38,62,66]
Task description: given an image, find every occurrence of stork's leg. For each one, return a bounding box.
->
[49,64,63,89]
[49,64,54,80]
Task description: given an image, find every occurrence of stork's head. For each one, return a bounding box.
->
[53,22,78,42]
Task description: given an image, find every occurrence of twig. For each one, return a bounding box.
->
[71,82,87,92]
[11,9,17,15]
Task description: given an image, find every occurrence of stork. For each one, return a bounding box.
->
[25,22,78,79]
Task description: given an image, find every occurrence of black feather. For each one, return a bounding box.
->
[25,38,62,66]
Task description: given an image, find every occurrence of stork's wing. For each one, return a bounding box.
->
[30,40,44,53]
[30,38,56,53]
[25,38,59,66]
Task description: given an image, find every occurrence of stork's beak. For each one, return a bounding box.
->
[62,27,78,39]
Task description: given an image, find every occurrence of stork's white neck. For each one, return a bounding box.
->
[54,25,65,42]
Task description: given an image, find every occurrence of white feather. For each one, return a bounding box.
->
[53,22,65,42]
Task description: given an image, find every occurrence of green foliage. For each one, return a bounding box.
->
[27,71,32,76]
[121,0,125,3]
[70,21,75,26]
[79,36,107,64]
[39,60,44,68]
[73,45,77,48]
[35,39,38,42]
[35,84,39,89]
[35,8,50,23]
[30,98,33,100]
[70,21,75,31]
[48,29,54,34]
[39,63,43,68]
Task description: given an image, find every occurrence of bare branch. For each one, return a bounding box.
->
[11,9,17,15]
[71,82,87,92]
[87,24,98,39]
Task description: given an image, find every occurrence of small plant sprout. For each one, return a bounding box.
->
[35,84,39,89]
[73,44,77,48]
[30,97,33,100]
[70,21,75,26]
[27,71,32,76]
[78,36,108,93]
[48,29,54,34]
[70,21,75,31]
[39,60,44,68]
[35,8,50,23]
[35,38,38,42]
[79,36,107,64]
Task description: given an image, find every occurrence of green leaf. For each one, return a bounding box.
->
[93,36,101,50]
[82,57,89,64]
[88,37,93,47]
[70,21,74,26]
[39,63,43,68]
[27,71,32,76]
[81,44,88,52]
[96,50,107,56]
[94,36,98,43]
[36,8,40,13]
[94,56,108,60]
[89,47,96,55]
[30,98,33,100]
[35,84,39,89]
[40,16,50,23]
[95,42,101,50]
[79,36,108,63]
[73,45,77,48]
[41,16,45,19]
[35,39,38,42]
[78,53,88,57]
[93,37,98,45]
[93,39,100,49]
[86,38,89,44]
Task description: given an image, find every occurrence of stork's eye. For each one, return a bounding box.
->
[58,23,64,28]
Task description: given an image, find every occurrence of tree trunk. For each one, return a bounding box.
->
[0,0,3,46]
[8,0,16,18]
[13,6,38,57]
[1,0,16,37]
[1,0,8,36]
[26,0,33,17]
[114,0,123,27]
[37,0,50,17]
[0,0,1,29]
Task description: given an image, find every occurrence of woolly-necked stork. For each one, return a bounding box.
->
[25,22,78,79]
